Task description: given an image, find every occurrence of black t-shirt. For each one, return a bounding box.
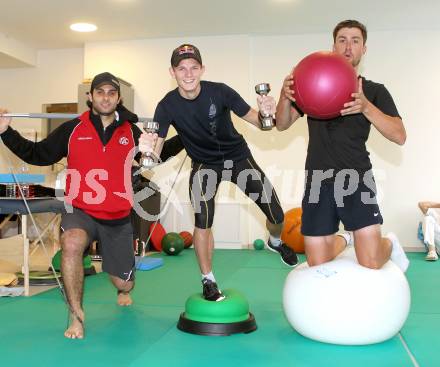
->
[154,81,252,165]
[296,77,401,172]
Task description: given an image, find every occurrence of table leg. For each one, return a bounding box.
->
[22,215,29,296]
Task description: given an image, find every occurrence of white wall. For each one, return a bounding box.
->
[0,31,36,67]
[2,29,438,249]
[0,48,84,176]
[0,48,83,130]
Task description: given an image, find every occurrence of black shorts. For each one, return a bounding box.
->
[301,171,383,236]
[189,156,284,229]
[60,208,135,281]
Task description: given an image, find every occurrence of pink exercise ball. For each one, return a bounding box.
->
[292,51,358,119]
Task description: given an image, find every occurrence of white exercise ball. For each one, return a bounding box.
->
[283,248,411,345]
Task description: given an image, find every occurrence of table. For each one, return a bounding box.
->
[0,198,66,295]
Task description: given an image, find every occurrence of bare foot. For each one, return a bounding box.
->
[64,311,85,339]
[117,291,133,306]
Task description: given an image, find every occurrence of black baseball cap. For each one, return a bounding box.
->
[90,72,120,94]
[171,44,202,67]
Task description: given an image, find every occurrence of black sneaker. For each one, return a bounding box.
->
[267,240,299,267]
[202,278,226,302]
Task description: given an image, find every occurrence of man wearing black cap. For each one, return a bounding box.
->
[149,44,298,302]
[0,72,183,339]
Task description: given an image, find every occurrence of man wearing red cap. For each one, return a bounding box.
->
[149,44,298,302]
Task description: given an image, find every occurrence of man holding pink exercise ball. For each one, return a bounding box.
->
[276,19,409,273]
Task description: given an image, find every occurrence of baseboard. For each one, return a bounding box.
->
[404,245,425,253]
[215,243,247,249]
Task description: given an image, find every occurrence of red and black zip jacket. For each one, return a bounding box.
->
[1,106,184,222]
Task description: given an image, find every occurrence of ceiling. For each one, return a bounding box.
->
[0,0,439,50]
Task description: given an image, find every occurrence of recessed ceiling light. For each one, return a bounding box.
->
[70,23,97,32]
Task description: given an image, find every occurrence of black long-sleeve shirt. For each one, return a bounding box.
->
[1,106,184,166]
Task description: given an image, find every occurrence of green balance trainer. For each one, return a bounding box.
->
[177,289,257,336]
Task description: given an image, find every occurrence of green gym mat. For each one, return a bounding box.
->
[401,312,440,367]
[0,250,437,366]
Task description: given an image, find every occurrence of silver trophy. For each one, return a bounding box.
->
[140,121,160,169]
[255,83,275,130]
